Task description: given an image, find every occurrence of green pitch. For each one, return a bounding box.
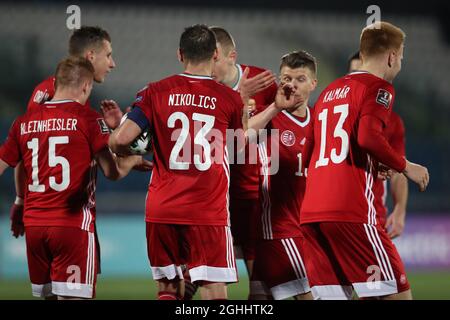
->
[1,272,449,300]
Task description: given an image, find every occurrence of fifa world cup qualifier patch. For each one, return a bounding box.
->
[376,89,392,108]
[97,118,110,134]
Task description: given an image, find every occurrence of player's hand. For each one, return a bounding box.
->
[239,68,276,105]
[403,160,429,192]
[133,158,154,172]
[247,99,257,116]
[101,100,123,130]
[385,208,406,239]
[274,83,301,110]
[10,203,25,238]
[378,163,393,180]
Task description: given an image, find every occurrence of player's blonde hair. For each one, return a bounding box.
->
[360,21,406,59]
[55,57,95,89]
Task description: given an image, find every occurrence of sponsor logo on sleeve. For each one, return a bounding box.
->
[376,89,392,108]
[97,118,110,134]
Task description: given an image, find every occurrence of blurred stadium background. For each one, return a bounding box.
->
[0,0,449,299]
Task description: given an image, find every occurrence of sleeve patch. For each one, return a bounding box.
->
[376,89,392,108]
[97,118,110,134]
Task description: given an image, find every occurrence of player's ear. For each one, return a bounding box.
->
[310,78,318,91]
[84,49,96,63]
[387,51,395,68]
[212,48,218,62]
[229,49,237,62]
[177,49,183,63]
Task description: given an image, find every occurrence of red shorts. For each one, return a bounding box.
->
[229,197,258,260]
[300,222,410,299]
[146,223,238,284]
[251,237,310,300]
[25,226,98,299]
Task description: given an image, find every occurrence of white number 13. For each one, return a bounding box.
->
[315,104,349,168]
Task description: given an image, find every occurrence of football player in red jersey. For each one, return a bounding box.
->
[300,21,429,300]
[11,26,120,239]
[0,58,147,299]
[209,26,277,299]
[109,25,246,300]
[349,51,409,238]
[246,50,318,300]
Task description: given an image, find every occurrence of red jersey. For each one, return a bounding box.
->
[27,76,90,110]
[230,64,277,199]
[0,100,110,231]
[258,108,311,240]
[301,71,396,225]
[373,111,406,225]
[133,73,244,226]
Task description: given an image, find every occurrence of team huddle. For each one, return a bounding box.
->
[0,22,429,300]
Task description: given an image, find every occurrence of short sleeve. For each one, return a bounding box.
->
[85,111,110,155]
[360,82,395,127]
[132,85,153,127]
[0,118,22,167]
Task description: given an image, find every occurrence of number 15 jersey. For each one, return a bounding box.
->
[300,71,395,226]
[132,73,244,226]
[0,100,110,232]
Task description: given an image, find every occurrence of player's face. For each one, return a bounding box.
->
[279,66,317,109]
[90,40,116,83]
[212,43,233,83]
[391,44,404,78]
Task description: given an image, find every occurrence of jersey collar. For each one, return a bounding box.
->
[179,73,213,80]
[281,107,311,127]
[232,64,243,91]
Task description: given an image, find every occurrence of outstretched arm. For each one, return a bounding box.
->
[96,147,150,181]
[358,115,429,191]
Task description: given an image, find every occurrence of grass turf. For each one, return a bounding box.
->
[0,272,449,300]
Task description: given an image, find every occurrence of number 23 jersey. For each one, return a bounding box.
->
[133,73,244,226]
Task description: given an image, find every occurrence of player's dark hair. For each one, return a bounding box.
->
[210,26,236,54]
[55,57,95,89]
[280,50,317,75]
[347,51,360,72]
[179,24,217,64]
[69,26,111,57]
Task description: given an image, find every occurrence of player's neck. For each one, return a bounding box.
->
[52,90,82,104]
[289,102,308,117]
[360,62,390,82]
[223,64,239,88]
[184,62,213,78]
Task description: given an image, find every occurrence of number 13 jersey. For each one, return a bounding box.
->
[300,71,395,226]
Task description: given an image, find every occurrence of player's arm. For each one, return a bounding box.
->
[0,119,26,238]
[385,173,408,238]
[108,106,146,155]
[0,158,9,176]
[357,115,429,191]
[385,115,409,238]
[95,147,148,180]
